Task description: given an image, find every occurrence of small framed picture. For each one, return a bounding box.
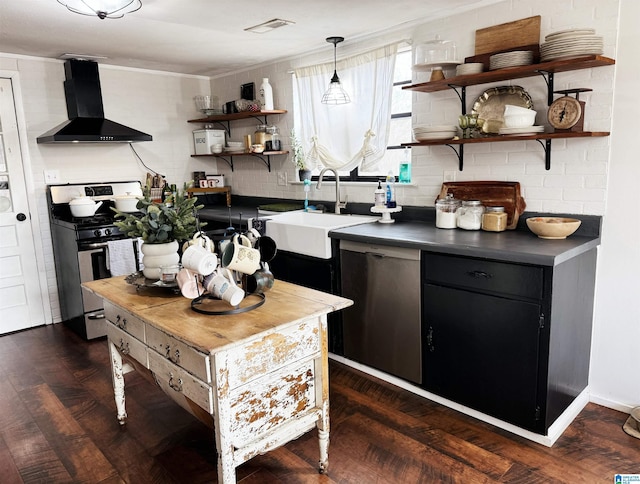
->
[241,82,255,100]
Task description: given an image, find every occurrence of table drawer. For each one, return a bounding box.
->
[146,325,211,383]
[104,301,145,341]
[229,358,318,448]
[148,349,213,414]
[106,323,148,367]
[225,318,321,389]
[424,253,544,300]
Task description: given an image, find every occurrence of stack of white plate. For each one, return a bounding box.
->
[498,126,545,136]
[225,141,245,153]
[413,124,458,141]
[489,51,534,70]
[456,63,484,76]
[540,28,603,62]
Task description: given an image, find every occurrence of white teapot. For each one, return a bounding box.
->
[69,196,103,217]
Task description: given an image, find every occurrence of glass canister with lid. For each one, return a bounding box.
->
[482,206,508,232]
[456,200,484,230]
[265,125,281,151]
[435,194,461,229]
[254,124,268,146]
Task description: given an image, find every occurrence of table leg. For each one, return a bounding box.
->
[317,315,330,474]
[108,338,128,425]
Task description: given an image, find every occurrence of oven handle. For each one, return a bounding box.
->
[79,241,110,250]
[78,241,111,272]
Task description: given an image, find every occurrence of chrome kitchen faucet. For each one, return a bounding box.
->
[317,168,347,214]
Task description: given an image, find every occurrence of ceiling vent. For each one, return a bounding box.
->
[244,18,295,34]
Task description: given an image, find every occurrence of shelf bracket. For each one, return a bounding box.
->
[535,138,552,170]
[215,156,235,172]
[534,70,555,106]
[447,84,467,114]
[206,120,231,136]
[444,143,464,171]
[250,154,272,172]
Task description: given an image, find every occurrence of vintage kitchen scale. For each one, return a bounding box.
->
[547,88,592,132]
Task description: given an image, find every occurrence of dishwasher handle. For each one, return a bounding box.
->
[340,240,420,261]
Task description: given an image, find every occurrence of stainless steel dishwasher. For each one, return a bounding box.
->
[340,240,421,384]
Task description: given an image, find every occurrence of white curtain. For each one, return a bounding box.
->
[293,43,398,173]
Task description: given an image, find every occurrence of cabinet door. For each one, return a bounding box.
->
[423,283,543,432]
[269,250,342,354]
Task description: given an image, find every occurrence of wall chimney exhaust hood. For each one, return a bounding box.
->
[37,59,152,144]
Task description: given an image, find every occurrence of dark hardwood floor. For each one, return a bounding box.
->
[0,323,638,483]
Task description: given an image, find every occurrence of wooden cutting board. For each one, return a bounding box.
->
[437,181,526,230]
[474,16,541,55]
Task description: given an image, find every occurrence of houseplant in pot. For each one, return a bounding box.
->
[290,129,312,181]
[112,182,204,280]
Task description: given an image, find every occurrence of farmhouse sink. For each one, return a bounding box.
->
[265,211,378,259]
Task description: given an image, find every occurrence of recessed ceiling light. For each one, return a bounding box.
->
[244,18,295,34]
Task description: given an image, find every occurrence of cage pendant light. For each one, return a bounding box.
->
[321,36,351,105]
[57,0,142,19]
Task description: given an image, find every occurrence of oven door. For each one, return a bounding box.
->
[78,241,112,320]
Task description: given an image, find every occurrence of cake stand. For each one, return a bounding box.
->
[371,205,402,223]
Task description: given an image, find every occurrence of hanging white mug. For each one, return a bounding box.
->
[203,268,245,306]
[221,234,261,274]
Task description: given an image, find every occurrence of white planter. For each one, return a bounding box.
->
[140,240,179,280]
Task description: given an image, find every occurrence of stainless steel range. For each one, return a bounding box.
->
[47,181,142,339]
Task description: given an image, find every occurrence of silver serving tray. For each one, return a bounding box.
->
[125,271,181,293]
[471,86,534,134]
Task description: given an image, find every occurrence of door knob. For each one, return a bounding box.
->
[16,213,27,221]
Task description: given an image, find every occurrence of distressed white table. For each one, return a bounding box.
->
[83,277,352,483]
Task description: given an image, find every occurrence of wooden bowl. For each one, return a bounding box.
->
[526,217,581,239]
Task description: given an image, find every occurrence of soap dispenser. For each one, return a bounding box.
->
[374,180,386,207]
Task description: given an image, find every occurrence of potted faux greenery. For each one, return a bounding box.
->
[112,182,204,279]
[290,129,312,181]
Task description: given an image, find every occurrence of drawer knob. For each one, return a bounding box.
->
[165,346,180,364]
[168,373,183,392]
[118,338,130,355]
[115,315,127,329]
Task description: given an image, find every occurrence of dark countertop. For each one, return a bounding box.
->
[195,197,601,267]
[330,221,600,266]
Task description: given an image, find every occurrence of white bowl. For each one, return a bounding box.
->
[504,111,536,128]
[504,104,535,115]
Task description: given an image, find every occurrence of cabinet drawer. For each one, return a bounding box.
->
[225,318,321,389]
[424,253,543,300]
[229,359,317,448]
[104,301,145,341]
[148,349,213,414]
[106,323,148,367]
[146,325,211,383]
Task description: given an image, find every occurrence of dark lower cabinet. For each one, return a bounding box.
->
[423,284,543,431]
[422,249,597,435]
[268,247,343,354]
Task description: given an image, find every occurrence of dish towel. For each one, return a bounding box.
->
[107,239,138,276]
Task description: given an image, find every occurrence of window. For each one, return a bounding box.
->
[293,43,408,182]
[297,46,412,182]
[350,47,412,181]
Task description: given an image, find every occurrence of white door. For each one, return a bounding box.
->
[0,78,46,333]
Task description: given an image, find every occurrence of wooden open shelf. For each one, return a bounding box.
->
[187,186,231,207]
[403,56,615,94]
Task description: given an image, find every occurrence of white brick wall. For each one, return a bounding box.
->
[209,0,618,216]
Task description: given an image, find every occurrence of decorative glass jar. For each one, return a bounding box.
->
[456,200,484,230]
[435,194,461,229]
[265,125,281,151]
[482,206,508,232]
